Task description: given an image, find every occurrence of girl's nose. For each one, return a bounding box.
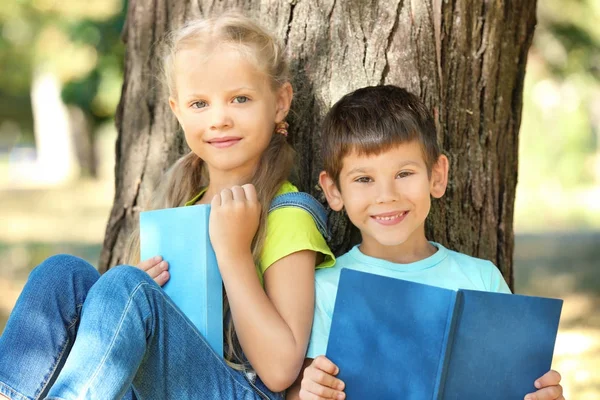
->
[209,105,233,130]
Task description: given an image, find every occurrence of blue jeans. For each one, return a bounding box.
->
[0,255,283,400]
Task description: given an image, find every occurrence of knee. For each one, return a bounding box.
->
[96,265,156,292]
[29,254,100,289]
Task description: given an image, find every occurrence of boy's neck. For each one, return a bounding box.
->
[358,233,437,264]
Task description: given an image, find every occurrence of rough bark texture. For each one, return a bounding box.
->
[100,0,537,289]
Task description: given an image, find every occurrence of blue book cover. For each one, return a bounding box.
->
[326,269,563,400]
[140,205,223,357]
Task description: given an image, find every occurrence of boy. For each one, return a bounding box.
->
[287,85,564,400]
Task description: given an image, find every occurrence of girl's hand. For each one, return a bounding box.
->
[209,184,261,264]
[136,255,170,286]
[299,356,345,400]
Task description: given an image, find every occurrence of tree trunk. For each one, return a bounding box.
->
[100,0,537,289]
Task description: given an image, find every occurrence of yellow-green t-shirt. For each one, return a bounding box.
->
[185,181,335,284]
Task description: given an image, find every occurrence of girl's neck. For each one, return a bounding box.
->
[197,168,254,204]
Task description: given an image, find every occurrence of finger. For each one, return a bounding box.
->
[137,255,162,271]
[242,183,258,203]
[146,260,169,279]
[535,370,562,388]
[524,385,563,400]
[298,387,330,400]
[305,367,344,392]
[211,193,221,207]
[231,185,246,202]
[220,188,233,205]
[153,270,170,287]
[302,378,345,399]
[313,356,340,376]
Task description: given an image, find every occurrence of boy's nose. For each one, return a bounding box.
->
[375,181,400,204]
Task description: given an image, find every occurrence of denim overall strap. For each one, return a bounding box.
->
[269,192,331,241]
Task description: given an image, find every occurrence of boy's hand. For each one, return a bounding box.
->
[299,356,345,400]
[524,370,564,400]
[209,184,261,263]
[136,255,169,286]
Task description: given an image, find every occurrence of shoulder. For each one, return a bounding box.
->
[274,181,298,195]
[314,251,356,290]
[260,182,334,273]
[444,247,495,270]
[440,244,511,293]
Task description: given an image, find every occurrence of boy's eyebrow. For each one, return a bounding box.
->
[344,160,423,176]
[345,167,370,176]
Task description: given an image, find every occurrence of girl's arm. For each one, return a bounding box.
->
[220,250,316,392]
[209,184,319,392]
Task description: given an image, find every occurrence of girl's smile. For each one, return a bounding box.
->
[207,136,243,148]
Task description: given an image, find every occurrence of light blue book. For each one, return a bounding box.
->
[140,205,223,356]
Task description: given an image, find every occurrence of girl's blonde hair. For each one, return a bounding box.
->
[125,12,294,368]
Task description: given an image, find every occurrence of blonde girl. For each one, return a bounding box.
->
[0,13,333,400]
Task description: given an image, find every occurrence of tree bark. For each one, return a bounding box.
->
[100,0,537,289]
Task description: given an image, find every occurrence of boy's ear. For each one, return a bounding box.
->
[319,171,344,211]
[275,82,293,123]
[430,154,449,199]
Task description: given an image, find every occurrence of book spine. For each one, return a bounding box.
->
[433,291,463,400]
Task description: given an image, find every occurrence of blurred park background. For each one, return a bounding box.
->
[0,0,598,398]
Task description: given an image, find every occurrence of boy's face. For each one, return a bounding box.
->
[320,141,448,261]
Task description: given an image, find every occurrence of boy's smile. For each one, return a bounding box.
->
[320,140,448,263]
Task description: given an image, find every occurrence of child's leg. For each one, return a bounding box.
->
[46,266,281,400]
[0,255,99,400]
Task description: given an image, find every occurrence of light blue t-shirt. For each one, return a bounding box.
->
[306,242,511,359]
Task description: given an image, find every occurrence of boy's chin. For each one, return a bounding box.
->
[366,234,412,248]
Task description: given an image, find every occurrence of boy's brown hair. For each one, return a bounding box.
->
[321,85,441,183]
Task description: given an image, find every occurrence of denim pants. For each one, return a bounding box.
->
[0,255,282,400]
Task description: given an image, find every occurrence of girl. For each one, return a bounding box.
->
[0,13,334,400]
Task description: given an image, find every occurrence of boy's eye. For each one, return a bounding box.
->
[233,96,249,104]
[191,101,208,109]
[397,171,413,178]
[355,176,373,183]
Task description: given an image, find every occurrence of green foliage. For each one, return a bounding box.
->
[516,0,600,231]
[0,0,125,140]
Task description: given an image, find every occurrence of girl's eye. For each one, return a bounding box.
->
[355,176,373,183]
[233,96,249,104]
[191,101,207,109]
[397,171,413,178]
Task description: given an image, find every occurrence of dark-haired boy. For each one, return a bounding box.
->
[288,85,564,400]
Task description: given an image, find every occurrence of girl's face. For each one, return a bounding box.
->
[169,45,292,180]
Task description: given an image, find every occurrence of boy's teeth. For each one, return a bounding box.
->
[375,212,405,220]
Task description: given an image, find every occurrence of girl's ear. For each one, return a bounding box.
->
[430,154,449,199]
[169,96,181,122]
[275,82,293,123]
[319,171,344,211]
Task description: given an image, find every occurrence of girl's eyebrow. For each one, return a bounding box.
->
[184,87,259,99]
[228,86,258,92]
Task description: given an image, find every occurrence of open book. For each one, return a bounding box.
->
[140,205,223,356]
[326,269,563,399]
